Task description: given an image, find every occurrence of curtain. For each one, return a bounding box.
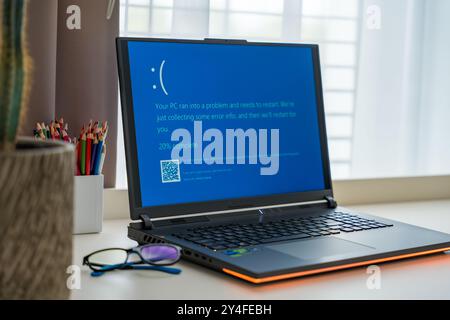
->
[352,0,426,177]
[417,0,450,175]
[22,0,119,187]
[171,0,209,38]
[352,0,450,178]
[21,0,58,135]
[56,0,119,187]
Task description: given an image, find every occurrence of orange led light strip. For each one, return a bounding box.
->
[223,247,450,284]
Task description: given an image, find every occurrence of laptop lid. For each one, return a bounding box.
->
[117,38,333,221]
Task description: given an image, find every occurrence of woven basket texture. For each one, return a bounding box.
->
[0,139,74,299]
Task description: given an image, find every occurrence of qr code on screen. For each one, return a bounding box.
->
[160,159,181,183]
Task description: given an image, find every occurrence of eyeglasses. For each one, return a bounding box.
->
[83,244,182,277]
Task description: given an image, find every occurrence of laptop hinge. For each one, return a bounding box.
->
[140,214,154,230]
[325,196,338,209]
[149,199,328,222]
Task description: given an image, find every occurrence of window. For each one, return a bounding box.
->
[116,0,450,188]
[207,0,361,180]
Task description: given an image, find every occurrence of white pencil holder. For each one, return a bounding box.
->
[73,175,104,234]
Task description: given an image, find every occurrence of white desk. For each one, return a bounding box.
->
[71,200,450,300]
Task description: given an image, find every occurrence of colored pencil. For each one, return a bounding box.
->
[54,129,60,140]
[41,122,46,136]
[85,133,92,176]
[75,138,81,175]
[98,144,106,175]
[45,125,51,139]
[93,134,104,175]
[90,137,99,174]
[62,130,70,142]
[80,133,87,175]
[36,123,43,138]
[34,118,107,176]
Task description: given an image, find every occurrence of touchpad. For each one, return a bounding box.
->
[266,237,374,261]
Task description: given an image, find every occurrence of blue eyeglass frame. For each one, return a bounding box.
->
[82,244,182,276]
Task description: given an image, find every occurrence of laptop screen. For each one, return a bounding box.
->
[126,40,326,208]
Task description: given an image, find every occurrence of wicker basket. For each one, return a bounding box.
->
[0,138,74,299]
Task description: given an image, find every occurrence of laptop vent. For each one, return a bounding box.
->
[143,234,166,244]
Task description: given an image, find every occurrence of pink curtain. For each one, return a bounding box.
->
[22,0,119,187]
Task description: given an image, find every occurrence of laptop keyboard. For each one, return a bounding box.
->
[173,211,393,251]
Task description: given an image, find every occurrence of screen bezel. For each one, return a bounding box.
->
[117,37,334,221]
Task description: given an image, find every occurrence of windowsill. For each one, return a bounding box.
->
[104,175,450,220]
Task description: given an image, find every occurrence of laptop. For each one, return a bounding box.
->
[116,37,450,284]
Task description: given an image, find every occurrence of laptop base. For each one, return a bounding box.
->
[128,207,450,284]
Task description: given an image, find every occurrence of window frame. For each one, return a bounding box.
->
[112,0,450,217]
[117,0,364,183]
[105,175,450,219]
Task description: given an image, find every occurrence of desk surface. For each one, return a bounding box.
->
[72,200,450,300]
